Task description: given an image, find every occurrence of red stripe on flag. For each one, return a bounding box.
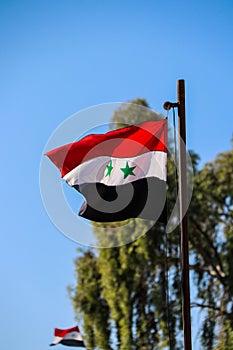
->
[46,119,167,177]
[54,326,80,337]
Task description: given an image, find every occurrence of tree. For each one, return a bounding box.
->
[189,147,233,349]
[69,100,233,349]
[71,250,112,350]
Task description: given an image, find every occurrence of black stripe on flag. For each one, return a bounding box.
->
[74,177,166,223]
[60,339,86,347]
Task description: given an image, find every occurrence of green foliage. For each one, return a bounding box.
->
[111,98,164,128]
[71,250,112,349]
[214,321,233,350]
[189,148,233,349]
[69,100,233,349]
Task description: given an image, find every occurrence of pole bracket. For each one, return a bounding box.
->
[163,101,179,111]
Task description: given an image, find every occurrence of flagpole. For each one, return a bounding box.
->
[163,79,192,350]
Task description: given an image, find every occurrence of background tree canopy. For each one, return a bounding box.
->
[68,99,233,350]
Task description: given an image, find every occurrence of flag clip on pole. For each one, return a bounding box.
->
[163,79,192,350]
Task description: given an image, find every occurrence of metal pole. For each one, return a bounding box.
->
[177,79,192,350]
[163,79,192,350]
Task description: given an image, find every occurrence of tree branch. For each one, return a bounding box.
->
[189,218,226,284]
[191,302,229,317]
[189,264,225,278]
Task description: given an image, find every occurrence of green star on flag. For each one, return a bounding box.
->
[121,161,136,179]
[105,160,113,177]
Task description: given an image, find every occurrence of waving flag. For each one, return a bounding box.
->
[50,326,85,347]
[46,119,167,223]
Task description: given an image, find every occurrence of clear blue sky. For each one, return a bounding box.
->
[1,0,232,349]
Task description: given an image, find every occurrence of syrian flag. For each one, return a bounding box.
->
[46,119,167,223]
[50,326,86,347]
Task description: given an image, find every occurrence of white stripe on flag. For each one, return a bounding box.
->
[52,336,63,345]
[63,331,83,341]
[63,151,166,187]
